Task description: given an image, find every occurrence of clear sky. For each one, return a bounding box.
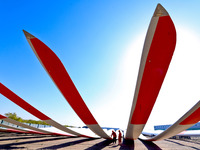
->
[1,1,200,131]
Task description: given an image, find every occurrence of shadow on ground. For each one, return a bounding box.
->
[85,139,113,150]
[40,138,98,149]
[0,136,69,149]
[119,139,135,150]
[1,133,200,149]
[139,139,161,150]
[0,135,50,142]
[165,139,200,150]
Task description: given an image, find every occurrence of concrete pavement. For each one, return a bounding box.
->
[0,133,199,149]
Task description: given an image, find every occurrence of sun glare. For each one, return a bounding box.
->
[93,26,200,130]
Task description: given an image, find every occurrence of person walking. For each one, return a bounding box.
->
[111,130,117,144]
[118,130,122,145]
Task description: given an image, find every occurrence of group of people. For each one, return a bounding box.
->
[111,130,122,145]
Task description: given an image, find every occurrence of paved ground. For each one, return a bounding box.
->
[0,133,200,149]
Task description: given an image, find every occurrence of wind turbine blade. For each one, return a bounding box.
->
[125,4,176,140]
[0,114,69,136]
[0,83,91,137]
[0,114,50,135]
[0,120,43,134]
[141,100,200,141]
[23,31,111,139]
[0,123,28,133]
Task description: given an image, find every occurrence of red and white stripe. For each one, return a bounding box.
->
[0,125,29,134]
[125,4,176,140]
[142,100,200,141]
[0,114,49,135]
[0,122,46,134]
[0,122,31,133]
[0,128,25,133]
[0,114,69,136]
[0,83,90,137]
[23,31,111,139]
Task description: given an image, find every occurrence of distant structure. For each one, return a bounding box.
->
[155,122,200,131]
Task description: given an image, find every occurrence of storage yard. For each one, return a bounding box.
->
[0,133,199,149]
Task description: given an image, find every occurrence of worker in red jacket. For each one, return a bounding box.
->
[118,130,122,145]
[111,130,117,144]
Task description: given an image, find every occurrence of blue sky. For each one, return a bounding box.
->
[1,1,200,130]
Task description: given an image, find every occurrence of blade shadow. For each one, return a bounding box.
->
[139,139,162,150]
[0,134,51,141]
[165,139,200,150]
[0,136,69,149]
[85,139,113,150]
[119,139,135,150]
[40,137,98,149]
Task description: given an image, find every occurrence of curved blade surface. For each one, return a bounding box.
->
[126,4,176,140]
[0,123,29,133]
[0,114,69,136]
[0,83,90,137]
[0,114,50,135]
[23,31,111,139]
[141,100,200,141]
